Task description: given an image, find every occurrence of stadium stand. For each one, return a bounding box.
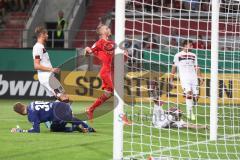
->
[73,0,114,48]
[0,0,35,48]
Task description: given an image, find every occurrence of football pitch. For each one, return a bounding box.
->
[0,99,113,160]
[0,99,239,160]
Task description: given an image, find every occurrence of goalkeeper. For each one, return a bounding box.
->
[11,100,95,133]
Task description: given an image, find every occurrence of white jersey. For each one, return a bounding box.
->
[32,42,52,81]
[153,113,187,129]
[152,104,187,129]
[33,43,54,96]
[173,51,198,82]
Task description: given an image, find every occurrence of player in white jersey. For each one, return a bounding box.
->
[32,26,69,103]
[149,81,206,129]
[152,105,207,129]
[170,40,203,120]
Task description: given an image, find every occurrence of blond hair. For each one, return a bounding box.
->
[96,24,106,35]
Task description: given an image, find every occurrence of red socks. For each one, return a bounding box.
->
[89,94,111,112]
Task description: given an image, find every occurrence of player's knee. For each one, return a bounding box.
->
[186,91,193,99]
[104,90,113,98]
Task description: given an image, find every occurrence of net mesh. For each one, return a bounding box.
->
[122,0,240,159]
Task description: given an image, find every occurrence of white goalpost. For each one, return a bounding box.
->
[113,0,125,160]
[114,0,240,159]
[210,0,219,141]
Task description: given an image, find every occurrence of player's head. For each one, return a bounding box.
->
[182,40,193,51]
[167,106,183,121]
[35,26,48,42]
[58,10,64,19]
[13,102,27,116]
[96,24,111,37]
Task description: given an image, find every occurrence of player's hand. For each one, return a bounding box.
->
[51,68,60,74]
[11,128,23,133]
[199,78,204,86]
[81,127,88,133]
[84,47,92,56]
[169,80,175,89]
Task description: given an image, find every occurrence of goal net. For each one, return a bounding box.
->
[114,0,240,159]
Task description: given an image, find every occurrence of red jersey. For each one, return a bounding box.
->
[91,38,115,92]
[91,38,114,75]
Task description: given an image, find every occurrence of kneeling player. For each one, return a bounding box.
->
[11,101,95,133]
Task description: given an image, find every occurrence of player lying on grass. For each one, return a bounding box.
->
[33,26,69,103]
[152,104,207,129]
[170,40,204,120]
[149,81,207,129]
[11,100,95,133]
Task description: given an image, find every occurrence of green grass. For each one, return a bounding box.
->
[0,99,113,160]
[123,103,240,159]
[0,99,240,160]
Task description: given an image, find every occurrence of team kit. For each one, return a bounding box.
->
[11,24,207,134]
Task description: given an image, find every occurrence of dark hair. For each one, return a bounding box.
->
[182,40,193,47]
[13,103,26,115]
[35,26,47,38]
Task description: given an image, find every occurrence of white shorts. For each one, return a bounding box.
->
[38,72,64,97]
[38,74,55,97]
[180,79,199,95]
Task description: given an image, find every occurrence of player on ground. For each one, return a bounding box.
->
[169,40,203,120]
[84,24,115,121]
[152,105,207,129]
[11,99,95,133]
[32,26,69,102]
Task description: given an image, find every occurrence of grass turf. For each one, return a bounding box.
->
[0,99,240,160]
[0,99,113,160]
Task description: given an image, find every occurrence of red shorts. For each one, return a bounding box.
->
[100,72,113,93]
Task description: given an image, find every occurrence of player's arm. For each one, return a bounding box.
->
[196,66,204,85]
[28,121,40,133]
[195,55,204,85]
[11,121,40,133]
[169,65,177,86]
[182,123,208,129]
[34,58,59,73]
[169,54,178,84]
[84,47,93,56]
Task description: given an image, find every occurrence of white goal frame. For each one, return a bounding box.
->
[113,0,220,158]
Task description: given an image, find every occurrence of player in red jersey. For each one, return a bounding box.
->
[84,24,115,121]
[84,24,131,125]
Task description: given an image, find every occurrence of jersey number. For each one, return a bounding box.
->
[34,101,50,111]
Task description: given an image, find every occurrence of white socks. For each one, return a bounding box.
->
[186,98,193,115]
